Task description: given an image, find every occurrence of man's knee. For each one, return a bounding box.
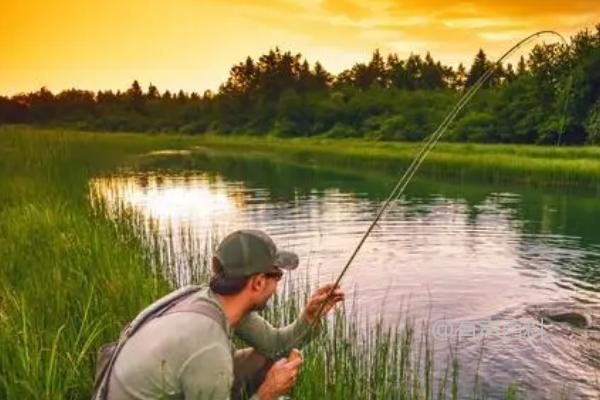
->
[232,348,273,400]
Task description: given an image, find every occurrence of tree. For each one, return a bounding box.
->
[26,87,56,121]
[421,52,445,89]
[337,49,388,90]
[177,90,188,102]
[312,62,332,90]
[147,83,159,99]
[55,89,95,119]
[405,54,423,90]
[450,111,497,142]
[349,63,372,89]
[516,56,527,76]
[127,80,144,112]
[221,56,257,95]
[453,63,467,91]
[465,49,504,89]
[466,49,493,88]
[368,49,386,87]
[387,54,409,89]
[0,95,28,122]
[504,63,516,83]
[585,99,600,144]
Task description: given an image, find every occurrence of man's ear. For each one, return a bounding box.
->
[248,274,266,293]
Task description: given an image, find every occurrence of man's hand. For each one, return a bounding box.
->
[302,283,345,325]
[257,350,303,400]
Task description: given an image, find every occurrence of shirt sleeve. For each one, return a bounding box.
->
[179,343,233,400]
[234,312,320,359]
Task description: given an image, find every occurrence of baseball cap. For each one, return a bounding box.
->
[214,229,299,277]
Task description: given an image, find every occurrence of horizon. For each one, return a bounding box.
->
[2,1,599,96]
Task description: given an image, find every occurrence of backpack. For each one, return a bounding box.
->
[92,285,227,400]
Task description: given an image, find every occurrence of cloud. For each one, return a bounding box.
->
[478,30,535,42]
[443,18,525,30]
[320,0,373,20]
[3,0,599,95]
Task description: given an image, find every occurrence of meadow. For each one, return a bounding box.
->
[1,124,593,399]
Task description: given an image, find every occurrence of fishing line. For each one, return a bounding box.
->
[312,30,572,324]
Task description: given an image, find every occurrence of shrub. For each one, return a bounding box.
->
[449,111,497,142]
[585,100,600,144]
[323,123,359,138]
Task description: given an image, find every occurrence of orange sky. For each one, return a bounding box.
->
[1,0,598,96]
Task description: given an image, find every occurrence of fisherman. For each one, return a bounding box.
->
[104,229,344,400]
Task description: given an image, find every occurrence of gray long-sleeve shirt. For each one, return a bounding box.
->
[107,287,315,400]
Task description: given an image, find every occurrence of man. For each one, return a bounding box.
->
[106,229,344,400]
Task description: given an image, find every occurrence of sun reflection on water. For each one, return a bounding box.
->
[90,173,242,223]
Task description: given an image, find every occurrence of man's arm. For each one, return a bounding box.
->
[234,284,344,359]
[234,312,317,359]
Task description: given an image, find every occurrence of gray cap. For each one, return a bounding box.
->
[214,229,299,277]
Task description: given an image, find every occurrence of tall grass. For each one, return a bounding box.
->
[0,126,179,398]
[196,134,600,191]
[0,125,561,399]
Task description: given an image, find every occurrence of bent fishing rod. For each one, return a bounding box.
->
[310,30,571,326]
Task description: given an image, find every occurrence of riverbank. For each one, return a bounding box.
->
[196,134,600,191]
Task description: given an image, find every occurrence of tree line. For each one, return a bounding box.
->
[1,24,599,144]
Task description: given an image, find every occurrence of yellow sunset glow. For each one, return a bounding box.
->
[1,0,598,95]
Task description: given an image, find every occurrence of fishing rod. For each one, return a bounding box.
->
[311,30,571,325]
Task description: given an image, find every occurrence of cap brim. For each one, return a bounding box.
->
[273,249,299,271]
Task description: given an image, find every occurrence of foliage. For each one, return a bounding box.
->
[585,99,600,144]
[449,111,497,142]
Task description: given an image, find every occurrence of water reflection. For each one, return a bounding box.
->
[95,174,240,222]
[91,151,600,398]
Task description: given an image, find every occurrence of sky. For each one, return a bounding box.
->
[1,0,598,96]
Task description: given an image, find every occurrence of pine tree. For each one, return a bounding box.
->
[147,83,159,99]
[465,49,499,88]
[504,63,517,83]
[453,63,467,91]
[127,80,144,112]
[421,52,444,89]
[368,49,386,87]
[313,62,332,90]
[517,56,527,76]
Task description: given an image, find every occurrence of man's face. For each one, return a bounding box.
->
[251,268,283,311]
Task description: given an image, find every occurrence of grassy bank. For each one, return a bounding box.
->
[195,135,600,191]
[1,124,572,399]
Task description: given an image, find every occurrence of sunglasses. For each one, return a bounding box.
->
[264,270,283,281]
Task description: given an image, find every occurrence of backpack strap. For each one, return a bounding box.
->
[120,285,203,339]
[93,285,203,400]
[161,293,227,331]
